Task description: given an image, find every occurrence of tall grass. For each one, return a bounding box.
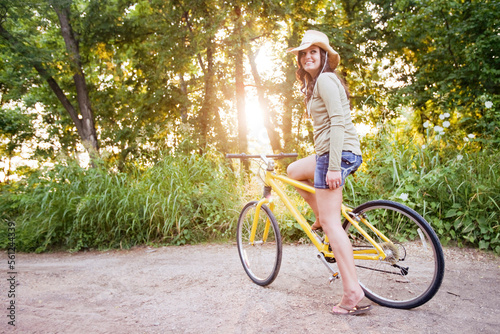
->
[0,154,240,252]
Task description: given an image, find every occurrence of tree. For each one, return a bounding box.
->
[4,0,495,174]
[373,0,500,144]
[247,46,282,152]
[0,0,99,159]
[233,5,248,155]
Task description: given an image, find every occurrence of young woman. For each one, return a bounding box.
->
[287,30,371,315]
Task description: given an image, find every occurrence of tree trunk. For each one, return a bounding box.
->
[281,27,303,153]
[179,74,188,123]
[0,14,99,161]
[234,6,248,155]
[282,57,297,152]
[52,3,99,158]
[247,47,282,153]
[198,38,215,153]
[182,7,229,154]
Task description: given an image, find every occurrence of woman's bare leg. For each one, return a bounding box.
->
[315,187,365,312]
[286,155,320,226]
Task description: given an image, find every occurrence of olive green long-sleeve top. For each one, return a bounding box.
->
[307,72,362,171]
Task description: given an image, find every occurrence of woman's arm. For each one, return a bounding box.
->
[316,74,345,172]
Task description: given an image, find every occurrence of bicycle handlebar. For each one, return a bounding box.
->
[225,153,298,160]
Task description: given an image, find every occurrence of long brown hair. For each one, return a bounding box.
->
[296,47,351,106]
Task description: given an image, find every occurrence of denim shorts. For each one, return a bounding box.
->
[314,151,363,189]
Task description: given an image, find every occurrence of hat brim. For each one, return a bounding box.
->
[287,41,340,70]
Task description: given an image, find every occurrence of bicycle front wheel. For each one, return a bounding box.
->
[344,200,445,309]
[237,201,282,286]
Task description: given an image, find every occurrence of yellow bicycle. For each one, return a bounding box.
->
[227,153,445,309]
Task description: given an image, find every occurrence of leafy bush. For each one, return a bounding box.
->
[347,122,500,253]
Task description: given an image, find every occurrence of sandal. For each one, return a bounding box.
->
[331,304,372,316]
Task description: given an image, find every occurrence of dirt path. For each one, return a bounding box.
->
[2,244,499,333]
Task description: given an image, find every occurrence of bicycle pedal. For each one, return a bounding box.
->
[329,272,340,283]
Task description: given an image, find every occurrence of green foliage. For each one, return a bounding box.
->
[345,121,500,254]
[380,0,500,144]
[273,189,315,243]
[0,107,35,155]
[1,0,498,162]
[0,153,240,252]
[0,107,36,181]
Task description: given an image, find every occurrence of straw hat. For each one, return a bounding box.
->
[287,30,340,70]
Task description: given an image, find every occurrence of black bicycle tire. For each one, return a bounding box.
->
[344,200,445,309]
[236,201,283,286]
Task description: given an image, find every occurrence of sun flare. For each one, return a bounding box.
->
[245,96,272,154]
[243,42,277,154]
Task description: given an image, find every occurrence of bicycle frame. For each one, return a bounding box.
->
[230,153,445,308]
[254,167,391,261]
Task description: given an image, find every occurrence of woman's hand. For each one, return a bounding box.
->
[325,170,342,190]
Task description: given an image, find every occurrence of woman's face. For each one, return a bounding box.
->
[299,45,322,77]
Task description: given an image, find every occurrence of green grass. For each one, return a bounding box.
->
[0,153,240,252]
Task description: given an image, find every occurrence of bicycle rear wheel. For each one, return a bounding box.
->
[344,200,445,309]
[237,201,282,286]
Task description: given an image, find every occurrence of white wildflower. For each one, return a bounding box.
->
[443,121,450,128]
[464,137,469,142]
[444,113,450,118]
[468,134,475,139]
[485,101,493,109]
[399,193,409,201]
[423,121,430,128]
[457,154,463,161]
[439,114,445,120]
[422,145,426,149]
[434,125,444,133]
